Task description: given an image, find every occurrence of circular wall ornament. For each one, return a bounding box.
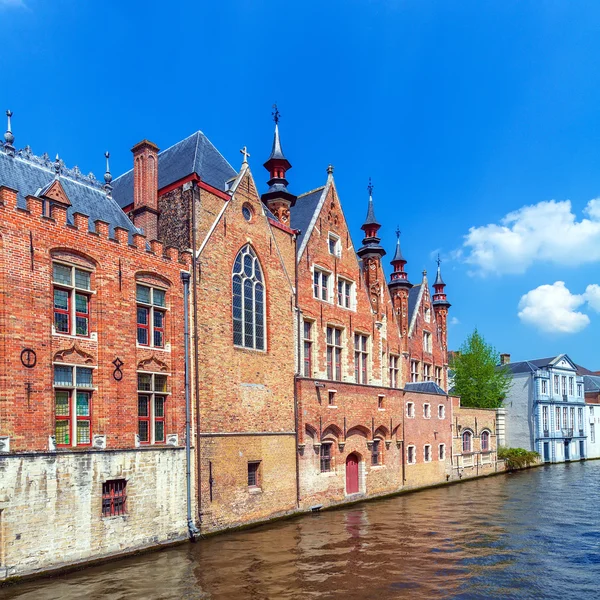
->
[21,348,37,368]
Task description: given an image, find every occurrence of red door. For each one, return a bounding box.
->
[346,453,359,494]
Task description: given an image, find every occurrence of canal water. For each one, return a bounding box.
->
[2,461,599,600]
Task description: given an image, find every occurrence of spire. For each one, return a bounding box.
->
[261,104,296,225]
[357,178,385,261]
[3,110,15,156]
[104,151,113,196]
[388,226,411,289]
[432,255,450,308]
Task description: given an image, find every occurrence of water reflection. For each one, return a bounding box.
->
[2,461,599,599]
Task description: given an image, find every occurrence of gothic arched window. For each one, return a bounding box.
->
[232,245,265,350]
[462,430,473,453]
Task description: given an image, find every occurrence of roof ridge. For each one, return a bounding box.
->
[298,185,326,198]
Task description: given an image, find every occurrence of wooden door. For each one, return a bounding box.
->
[346,453,359,494]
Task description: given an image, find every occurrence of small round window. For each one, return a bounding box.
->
[242,204,253,222]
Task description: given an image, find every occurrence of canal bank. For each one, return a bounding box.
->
[0,459,595,600]
[0,457,526,588]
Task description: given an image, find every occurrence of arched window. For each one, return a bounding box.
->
[232,245,265,350]
[481,430,490,451]
[462,430,472,453]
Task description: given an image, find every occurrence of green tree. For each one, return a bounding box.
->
[450,328,511,408]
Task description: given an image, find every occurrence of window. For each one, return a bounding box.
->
[54,365,93,447]
[563,407,568,430]
[435,367,442,387]
[242,204,253,222]
[561,376,567,396]
[328,390,336,406]
[423,331,432,353]
[371,440,382,466]
[481,431,490,451]
[578,407,583,432]
[462,431,472,453]
[424,307,431,323]
[328,233,341,257]
[423,364,432,382]
[233,245,265,350]
[326,327,342,381]
[554,375,559,394]
[320,443,332,472]
[578,383,582,397]
[248,461,261,487]
[543,405,549,434]
[389,355,399,388]
[337,278,353,309]
[378,395,384,409]
[438,404,445,419]
[438,444,446,460]
[53,262,91,336]
[407,445,416,464]
[102,480,127,517]
[555,406,561,430]
[410,360,419,383]
[570,407,575,429]
[354,334,368,384]
[303,320,313,377]
[313,268,330,302]
[541,379,548,394]
[136,284,166,348]
[569,377,574,396]
[591,423,596,444]
[423,403,431,419]
[137,373,168,444]
[424,444,432,462]
[407,402,415,418]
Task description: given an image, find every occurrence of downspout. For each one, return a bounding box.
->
[191,181,202,527]
[293,233,301,508]
[181,271,199,539]
[402,392,406,484]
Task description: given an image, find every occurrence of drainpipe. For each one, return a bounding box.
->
[182,271,199,539]
[293,233,301,508]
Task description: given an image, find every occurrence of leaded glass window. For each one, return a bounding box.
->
[232,245,265,350]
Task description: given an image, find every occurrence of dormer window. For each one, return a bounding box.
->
[424,306,431,323]
[328,233,341,257]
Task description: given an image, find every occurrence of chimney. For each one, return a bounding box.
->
[131,139,159,240]
[500,353,511,366]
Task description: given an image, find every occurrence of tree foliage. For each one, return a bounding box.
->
[498,447,540,471]
[450,328,511,409]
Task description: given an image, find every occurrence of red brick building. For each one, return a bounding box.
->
[0,118,192,579]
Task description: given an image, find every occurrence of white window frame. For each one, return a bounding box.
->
[423,363,432,381]
[423,403,431,419]
[313,266,332,302]
[407,445,416,464]
[438,404,445,419]
[423,444,432,462]
[407,402,415,418]
[423,331,432,353]
[541,379,548,395]
[337,277,354,310]
[435,366,442,387]
[389,355,399,388]
[328,232,341,257]
[438,443,446,461]
[424,307,431,323]
[410,360,419,382]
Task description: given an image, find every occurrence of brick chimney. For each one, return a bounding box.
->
[131,140,159,240]
[500,353,511,366]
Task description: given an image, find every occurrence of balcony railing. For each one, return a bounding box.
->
[562,428,573,438]
[543,429,549,438]
[579,429,584,437]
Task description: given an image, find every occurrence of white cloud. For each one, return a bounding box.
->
[518,281,590,334]
[462,199,600,275]
[0,0,27,7]
[584,284,600,312]
[449,316,460,326]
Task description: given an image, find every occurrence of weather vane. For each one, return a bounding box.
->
[272,103,280,124]
[437,253,442,267]
[367,177,373,197]
[396,226,401,239]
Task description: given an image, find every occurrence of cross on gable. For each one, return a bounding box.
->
[240,146,251,164]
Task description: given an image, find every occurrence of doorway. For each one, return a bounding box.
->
[346,453,359,494]
[564,441,570,461]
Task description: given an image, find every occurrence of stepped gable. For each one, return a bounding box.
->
[0,149,137,235]
[112,131,237,209]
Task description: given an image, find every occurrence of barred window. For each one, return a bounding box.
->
[320,443,332,472]
[233,245,265,350]
[102,479,127,517]
[248,461,261,487]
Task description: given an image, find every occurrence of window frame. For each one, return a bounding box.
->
[102,479,127,517]
[320,443,333,473]
[326,326,343,381]
[354,333,368,384]
[424,444,432,462]
[389,355,399,388]
[337,277,353,309]
[438,404,445,419]
[423,363,432,382]
[328,232,341,257]
[410,360,419,383]
[438,443,446,461]
[423,331,432,353]
[137,372,169,445]
[313,267,332,303]
[302,319,313,377]
[435,366,442,387]
[371,439,382,466]
[52,261,93,338]
[462,430,473,453]
[481,430,490,452]
[232,245,266,351]
[407,402,415,418]
[136,284,167,349]
[247,461,261,488]
[423,403,431,419]
[53,364,94,447]
[541,379,548,394]
[407,445,416,464]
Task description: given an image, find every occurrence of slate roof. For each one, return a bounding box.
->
[583,375,600,392]
[404,381,446,395]
[408,284,421,323]
[290,186,326,250]
[112,131,237,209]
[0,149,137,235]
[499,356,573,375]
[391,235,405,263]
[434,266,445,286]
[362,197,380,228]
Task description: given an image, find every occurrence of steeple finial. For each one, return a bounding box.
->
[437,254,441,268]
[4,110,15,155]
[272,103,280,124]
[396,226,400,239]
[327,164,334,175]
[104,151,113,196]
[367,177,373,198]
[240,146,251,165]
[54,154,61,179]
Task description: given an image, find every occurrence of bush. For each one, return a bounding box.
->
[498,446,540,471]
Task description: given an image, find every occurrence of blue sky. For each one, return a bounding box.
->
[2,0,600,366]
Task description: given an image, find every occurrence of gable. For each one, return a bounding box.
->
[551,354,577,371]
[39,179,71,206]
